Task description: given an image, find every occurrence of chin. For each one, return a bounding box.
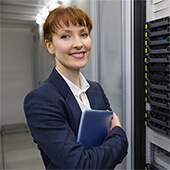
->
[74,61,88,69]
[77,63,88,69]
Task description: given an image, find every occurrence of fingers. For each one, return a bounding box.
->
[109,112,122,132]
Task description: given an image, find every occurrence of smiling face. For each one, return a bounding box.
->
[45,23,92,74]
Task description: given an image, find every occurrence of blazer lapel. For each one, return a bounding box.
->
[86,87,98,109]
[65,92,82,134]
[49,67,82,133]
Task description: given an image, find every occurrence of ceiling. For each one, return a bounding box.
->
[0,0,55,28]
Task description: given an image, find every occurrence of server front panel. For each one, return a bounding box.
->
[145,1,170,168]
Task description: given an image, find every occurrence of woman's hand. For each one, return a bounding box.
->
[109,112,122,132]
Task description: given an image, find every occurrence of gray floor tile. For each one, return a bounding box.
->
[5,157,45,170]
[3,132,36,152]
[2,126,45,170]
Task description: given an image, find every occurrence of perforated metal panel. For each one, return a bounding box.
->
[145,3,170,168]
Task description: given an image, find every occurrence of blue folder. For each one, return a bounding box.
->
[77,110,113,149]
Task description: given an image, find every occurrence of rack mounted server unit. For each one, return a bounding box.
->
[145,0,170,169]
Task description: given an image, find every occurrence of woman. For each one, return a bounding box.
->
[24,6,128,169]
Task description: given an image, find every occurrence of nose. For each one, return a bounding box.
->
[73,36,83,49]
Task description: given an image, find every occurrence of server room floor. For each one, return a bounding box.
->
[1,124,45,170]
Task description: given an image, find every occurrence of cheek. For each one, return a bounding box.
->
[55,42,70,54]
[85,39,92,51]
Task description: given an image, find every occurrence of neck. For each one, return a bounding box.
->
[56,66,81,88]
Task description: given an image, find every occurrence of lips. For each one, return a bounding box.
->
[69,51,86,59]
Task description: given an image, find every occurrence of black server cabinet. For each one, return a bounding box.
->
[134,0,170,169]
[134,0,146,169]
[145,17,170,136]
[145,16,170,169]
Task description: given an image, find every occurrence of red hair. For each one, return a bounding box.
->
[43,6,93,41]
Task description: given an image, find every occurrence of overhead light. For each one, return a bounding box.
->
[49,0,58,5]
[36,0,60,25]
[41,7,49,19]
[62,0,71,6]
[36,14,45,25]
[48,3,60,11]
[35,0,72,25]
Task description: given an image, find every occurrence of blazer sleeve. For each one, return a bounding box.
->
[24,88,128,169]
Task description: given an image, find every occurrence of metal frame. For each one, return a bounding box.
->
[122,0,134,169]
[90,0,100,82]
[134,0,146,169]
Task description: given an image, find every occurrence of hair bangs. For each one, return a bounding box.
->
[52,10,88,33]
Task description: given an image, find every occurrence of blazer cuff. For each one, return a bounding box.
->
[105,126,127,140]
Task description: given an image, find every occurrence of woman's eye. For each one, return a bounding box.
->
[81,33,88,37]
[61,35,69,39]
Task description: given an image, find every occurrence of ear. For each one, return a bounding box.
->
[45,40,54,55]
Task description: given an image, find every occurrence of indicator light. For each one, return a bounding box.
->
[159,37,164,40]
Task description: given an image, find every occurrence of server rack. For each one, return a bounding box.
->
[145,16,170,169]
[134,0,170,169]
[144,0,170,169]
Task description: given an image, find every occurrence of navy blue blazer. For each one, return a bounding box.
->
[24,67,128,169]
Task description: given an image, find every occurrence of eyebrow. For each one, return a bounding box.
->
[58,30,71,34]
[58,27,88,34]
[80,28,88,32]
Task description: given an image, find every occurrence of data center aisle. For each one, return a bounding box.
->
[1,124,44,170]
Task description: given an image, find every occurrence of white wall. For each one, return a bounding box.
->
[99,0,122,120]
[35,24,54,86]
[1,27,35,125]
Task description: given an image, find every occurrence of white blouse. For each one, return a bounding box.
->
[55,67,91,112]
